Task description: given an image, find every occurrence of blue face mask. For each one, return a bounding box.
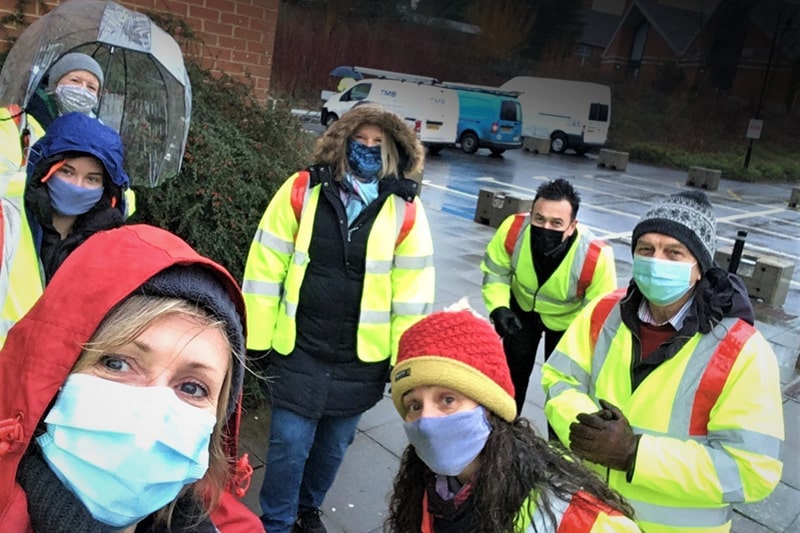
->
[632,255,697,306]
[403,406,491,476]
[46,174,103,216]
[37,374,216,528]
[346,138,383,181]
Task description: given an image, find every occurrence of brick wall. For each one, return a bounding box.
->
[0,0,279,104]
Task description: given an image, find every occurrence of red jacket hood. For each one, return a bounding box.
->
[0,224,247,518]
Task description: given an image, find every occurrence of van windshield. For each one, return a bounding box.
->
[345,83,371,102]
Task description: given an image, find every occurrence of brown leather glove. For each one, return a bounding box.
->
[568,399,638,472]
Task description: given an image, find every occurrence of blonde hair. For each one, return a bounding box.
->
[75,295,234,526]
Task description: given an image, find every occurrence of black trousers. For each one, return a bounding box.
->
[503,297,565,417]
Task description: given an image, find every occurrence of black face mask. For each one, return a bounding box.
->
[530,224,566,256]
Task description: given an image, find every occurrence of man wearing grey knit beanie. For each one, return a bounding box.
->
[542,190,785,533]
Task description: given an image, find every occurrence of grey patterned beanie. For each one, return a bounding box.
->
[47,52,105,91]
[631,190,717,273]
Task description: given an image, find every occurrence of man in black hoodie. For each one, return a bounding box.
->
[542,191,784,533]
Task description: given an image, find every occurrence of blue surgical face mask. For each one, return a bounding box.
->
[37,374,216,528]
[632,255,697,306]
[46,174,103,216]
[403,406,491,476]
[54,84,99,115]
[346,138,383,181]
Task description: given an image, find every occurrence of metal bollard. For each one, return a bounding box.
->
[728,230,748,274]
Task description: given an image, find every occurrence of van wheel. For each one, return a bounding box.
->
[324,113,338,128]
[550,132,568,153]
[460,132,479,154]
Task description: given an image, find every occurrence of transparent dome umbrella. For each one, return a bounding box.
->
[0,0,191,188]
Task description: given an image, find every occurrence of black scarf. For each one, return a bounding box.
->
[16,446,217,533]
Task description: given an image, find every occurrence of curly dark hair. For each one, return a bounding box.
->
[385,414,634,532]
[533,178,580,220]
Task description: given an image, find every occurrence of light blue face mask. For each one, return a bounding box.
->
[46,174,103,216]
[37,374,216,528]
[403,405,491,476]
[632,255,697,306]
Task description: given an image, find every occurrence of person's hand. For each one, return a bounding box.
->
[568,399,638,472]
[490,307,523,337]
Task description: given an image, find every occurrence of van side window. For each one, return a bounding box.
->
[343,83,371,102]
[500,100,518,121]
[589,103,609,122]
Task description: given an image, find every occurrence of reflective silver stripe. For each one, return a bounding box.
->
[708,448,744,502]
[293,251,308,264]
[481,253,509,277]
[483,272,507,286]
[394,254,433,270]
[393,196,407,242]
[241,279,282,297]
[545,380,576,402]
[365,259,393,274]
[535,292,580,306]
[627,498,731,528]
[0,318,14,337]
[285,300,298,318]
[255,228,294,255]
[509,215,529,266]
[667,317,740,436]
[588,302,623,398]
[360,310,390,323]
[710,428,782,458]
[392,301,434,315]
[564,232,594,299]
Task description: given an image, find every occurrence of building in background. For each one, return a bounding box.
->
[0,0,278,104]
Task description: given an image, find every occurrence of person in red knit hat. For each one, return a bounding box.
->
[385,308,641,532]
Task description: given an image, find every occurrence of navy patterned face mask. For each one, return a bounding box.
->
[346,138,383,181]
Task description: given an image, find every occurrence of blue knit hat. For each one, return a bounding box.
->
[139,265,246,418]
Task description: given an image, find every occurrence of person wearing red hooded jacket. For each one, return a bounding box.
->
[0,224,263,532]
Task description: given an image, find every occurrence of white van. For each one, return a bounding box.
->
[499,76,611,154]
[321,78,459,148]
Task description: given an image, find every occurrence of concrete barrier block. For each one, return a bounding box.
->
[686,166,722,191]
[475,189,532,229]
[597,149,629,171]
[715,246,794,308]
[522,137,550,155]
[789,187,800,209]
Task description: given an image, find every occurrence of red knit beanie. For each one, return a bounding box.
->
[391,310,517,422]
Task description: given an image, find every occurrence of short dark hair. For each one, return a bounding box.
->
[533,178,580,219]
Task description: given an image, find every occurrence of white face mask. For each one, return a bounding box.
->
[54,85,98,115]
[37,374,216,527]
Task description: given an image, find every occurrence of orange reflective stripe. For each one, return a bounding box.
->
[290,170,311,221]
[421,491,434,533]
[689,319,753,436]
[589,288,626,352]
[577,240,605,300]
[558,491,622,532]
[504,213,527,256]
[396,198,416,247]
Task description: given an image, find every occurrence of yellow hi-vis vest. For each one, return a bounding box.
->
[481,213,616,331]
[1,107,44,175]
[242,171,435,363]
[542,290,784,533]
[0,173,44,348]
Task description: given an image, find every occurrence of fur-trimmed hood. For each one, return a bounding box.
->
[311,105,425,183]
